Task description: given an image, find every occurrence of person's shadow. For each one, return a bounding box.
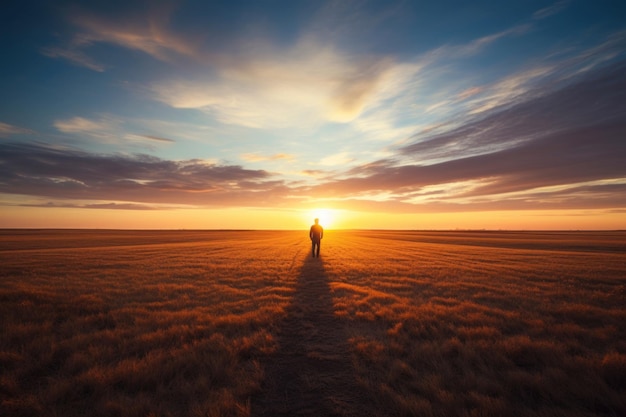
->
[252,256,369,416]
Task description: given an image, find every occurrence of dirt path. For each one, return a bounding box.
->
[251,255,373,417]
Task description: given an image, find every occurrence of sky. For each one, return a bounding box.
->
[1,0,625,230]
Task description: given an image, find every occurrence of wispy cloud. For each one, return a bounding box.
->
[41,1,578,143]
[465,66,554,115]
[53,115,128,146]
[20,202,161,210]
[319,152,354,167]
[400,29,626,146]
[151,37,396,129]
[43,2,198,71]
[41,46,106,72]
[128,134,176,144]
[69,4,197,62]
[303,60,626,211]
[533,0,570,20]
[54,116,112,134]
[299,169,332,178]
[458,23,533,56]
[54,115,176,147]
[0,122,33,138]
[241,153,294,162]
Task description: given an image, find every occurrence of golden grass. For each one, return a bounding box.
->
[0,229,624,416]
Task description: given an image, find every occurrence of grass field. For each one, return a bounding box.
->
[1,229,624,416]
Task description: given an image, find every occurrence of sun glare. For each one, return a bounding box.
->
[306,208,340,229]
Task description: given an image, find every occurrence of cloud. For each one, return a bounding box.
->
[241,153,294,162]
[151,37,395,128]
[21,202,160,210]
[0,142,285,207]
[457,87,483,100]
[303,60,626,211]
[43,1,563,141]
[319,152,354,167]
[533,0,570,20]
[128,134,176,144]
[299,169,331,178]
[54,116,111,134]
[465,66,555,115]
[43,2,199,71]
[41,46,106,72]
[53,115,127,145]
[69,4,197,62]
[53,115,176,147]
[0,122,33,138]
[459,24,532,56]
[142,3,421,132]
[404,59,626,163]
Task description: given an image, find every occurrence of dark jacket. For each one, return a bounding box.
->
[309,224,323,242]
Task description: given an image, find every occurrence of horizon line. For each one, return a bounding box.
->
[1,228,624,232]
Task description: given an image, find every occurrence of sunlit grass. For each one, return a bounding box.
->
[324,231,626,416]
[1,230,624,416]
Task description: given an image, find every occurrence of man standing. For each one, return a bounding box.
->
[309,218,324,258]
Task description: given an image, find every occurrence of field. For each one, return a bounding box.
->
[1,229,625,417]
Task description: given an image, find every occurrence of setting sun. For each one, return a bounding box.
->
[306,208,341,229]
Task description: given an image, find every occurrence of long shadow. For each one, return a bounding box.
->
[252,256,369,417]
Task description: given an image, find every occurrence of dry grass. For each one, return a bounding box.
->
[0,229,624,416]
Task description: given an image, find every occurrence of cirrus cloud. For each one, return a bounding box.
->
[0,122,34,138]
[151,37,396,128]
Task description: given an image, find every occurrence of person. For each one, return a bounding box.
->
[309,218,324,258]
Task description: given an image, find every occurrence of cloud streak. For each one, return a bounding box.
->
[241,153,294,162]
[0,142,285,207]
[53,115,177,147]
[533,0,570,20]
[44,2,200,71]
[20,202,160,210]
[41,45,106,72]
[304,60,626,210]
[0,122,33,138]
[402,59,626,162]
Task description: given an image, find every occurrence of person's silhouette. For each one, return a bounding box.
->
[309,218,324,258]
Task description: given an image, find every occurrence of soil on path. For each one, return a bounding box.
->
[252,255,374,417]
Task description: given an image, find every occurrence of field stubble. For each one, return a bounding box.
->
[0,229,624,417]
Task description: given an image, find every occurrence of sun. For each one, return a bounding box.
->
[306,208,340,229]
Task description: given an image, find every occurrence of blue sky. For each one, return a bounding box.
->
[1,0,625,228]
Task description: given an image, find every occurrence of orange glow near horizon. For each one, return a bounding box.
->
[0,205,624,230]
